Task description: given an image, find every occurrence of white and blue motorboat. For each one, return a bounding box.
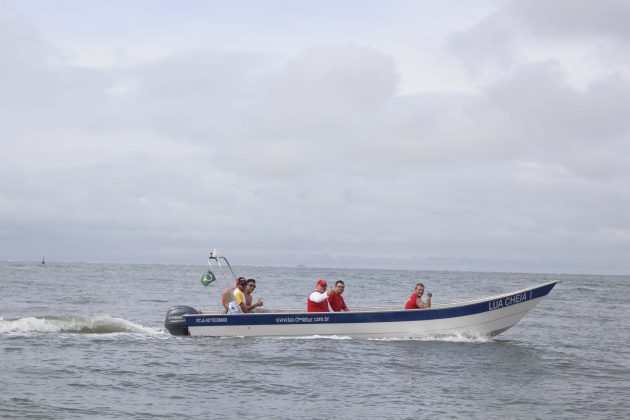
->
[164,252,558,339]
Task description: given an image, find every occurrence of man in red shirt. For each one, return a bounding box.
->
[307,279,333,312]
[328,280,349,312]
[404,283,432,309]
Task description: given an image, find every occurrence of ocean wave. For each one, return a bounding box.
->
[0,315,163,335]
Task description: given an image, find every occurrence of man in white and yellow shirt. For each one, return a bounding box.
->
[228,277,249,314]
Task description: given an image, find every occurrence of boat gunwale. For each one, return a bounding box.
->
[184,280,558,318]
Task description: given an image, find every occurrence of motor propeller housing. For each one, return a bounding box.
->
[164,305,199,336]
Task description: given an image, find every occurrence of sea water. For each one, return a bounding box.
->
[1,262,628,419]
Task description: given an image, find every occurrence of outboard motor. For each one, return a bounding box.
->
[164,305,199,336]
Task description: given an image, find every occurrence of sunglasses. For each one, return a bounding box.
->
[247,284,256,289]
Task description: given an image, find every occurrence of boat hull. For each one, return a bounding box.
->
[183,281,557,339]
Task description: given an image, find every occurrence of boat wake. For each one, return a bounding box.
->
[0,315,163,335]
[368,333,493,343]
[269,335,354,341]
[261,334,492,343]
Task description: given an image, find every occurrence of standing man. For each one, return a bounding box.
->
[328,280,349,312]
[307,279,333,312]
[404,283,432,309]
[244,278,263,312]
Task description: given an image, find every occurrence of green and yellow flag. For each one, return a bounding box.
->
[201,269,216,286]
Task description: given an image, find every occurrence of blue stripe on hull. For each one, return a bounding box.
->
[185,281,557,328]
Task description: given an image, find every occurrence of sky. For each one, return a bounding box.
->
[1,0,629,274]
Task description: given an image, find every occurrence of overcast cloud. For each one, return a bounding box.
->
[1,1,629,274]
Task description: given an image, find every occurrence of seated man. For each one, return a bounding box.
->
[404,282,432,309]
[221,277,247,313]
[227,277,250,314]
[307,279,333,312]
[328,280,349,312]
[244,278,263,312]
